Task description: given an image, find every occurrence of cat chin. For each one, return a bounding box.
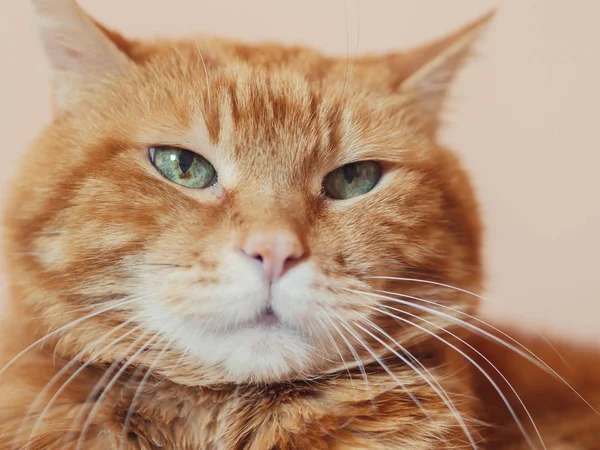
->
[161,318,314,383]
[213,327,313,383]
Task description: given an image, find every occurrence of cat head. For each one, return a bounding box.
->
[4,0,489,383]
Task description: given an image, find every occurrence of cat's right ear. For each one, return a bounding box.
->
[31,0,132,112]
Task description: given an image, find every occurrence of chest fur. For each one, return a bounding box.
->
[0,352,476,449]
[113,366,476,449]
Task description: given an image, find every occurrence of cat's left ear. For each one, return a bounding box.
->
[31,0,132,112]
[383,11,495,120]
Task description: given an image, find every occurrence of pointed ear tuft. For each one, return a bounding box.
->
[31,0,131,112]
[394,11,495,119]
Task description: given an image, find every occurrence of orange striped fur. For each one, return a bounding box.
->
[1,2,598,448]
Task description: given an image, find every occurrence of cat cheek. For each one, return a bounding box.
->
[32,234,69,271]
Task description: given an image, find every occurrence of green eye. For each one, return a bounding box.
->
[150,146,217,189]
[323,161,382,200]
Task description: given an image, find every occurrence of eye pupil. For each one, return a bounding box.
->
[178,150,194,173]
[343,164,358,184]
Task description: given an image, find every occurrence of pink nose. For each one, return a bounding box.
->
[238,231,307,281]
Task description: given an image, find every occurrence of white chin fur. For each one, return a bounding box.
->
[142,306,312,382]
[197,326,311,382]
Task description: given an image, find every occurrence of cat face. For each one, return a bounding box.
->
[5,1,488,383]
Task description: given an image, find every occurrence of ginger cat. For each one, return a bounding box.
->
[0,1,598,448]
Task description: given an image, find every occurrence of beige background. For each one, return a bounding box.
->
[1,1,599,343]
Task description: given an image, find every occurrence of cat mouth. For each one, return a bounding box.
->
[255,306,279,328]
[195,304,283,335]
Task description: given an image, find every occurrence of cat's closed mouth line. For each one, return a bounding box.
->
[258,306,279,327]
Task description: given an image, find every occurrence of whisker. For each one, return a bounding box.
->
[354,0,360,61]
[195,43,212,109]
[23,320,143,448]
[348,287,544,450]
[325,314,376,410]
[334,316,431,420]
[28,304,96,320]
[373,303,544,450]
[365,276,489,302]
[534,332,573,374]
[137,263,187,269]
[320,316,359,402]
[340,1,350,106]
[0,296,141,380]
[373,288,600,415]
[75,330,159,449]
[118,335,172,450]
[357,319,478,449]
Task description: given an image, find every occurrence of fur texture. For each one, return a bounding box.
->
[0,1,599,448]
